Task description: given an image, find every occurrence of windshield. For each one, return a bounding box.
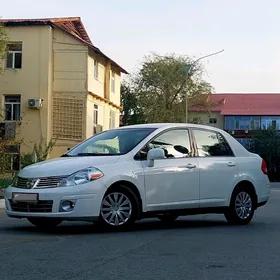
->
[65,128,156,156]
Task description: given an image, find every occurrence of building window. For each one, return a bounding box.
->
[4,95,21,121]
[111,71,115,93]
[261,116,280,130]
[6,43,22,69]
[224,116,260,130]
[94,60,98,79]
[93,104,98,125]
[209,118,217,124]
[109,110,116,129]
[2,145,20,172]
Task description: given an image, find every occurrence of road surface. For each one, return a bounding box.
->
[0,188,280,280]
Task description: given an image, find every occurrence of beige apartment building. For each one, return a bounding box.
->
[0,17,127,166]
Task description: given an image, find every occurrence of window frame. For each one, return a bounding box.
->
[94,59,99,79]
[111,71,115,93]
[4,95,21,121]
[189,127,235,158]
[134,127,195,161]
[209,118,217,124]
[6,43,22,69]
[93,104,98,125]
[109,110,116,129]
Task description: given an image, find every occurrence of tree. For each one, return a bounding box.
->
[125,53,214,123]
[247,128,280,181]
[120,83,144,126]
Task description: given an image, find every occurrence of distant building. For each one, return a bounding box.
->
[189,93,280,143]
[0,17,127,170]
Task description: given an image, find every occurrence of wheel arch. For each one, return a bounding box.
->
[230,180,258,207]
[105,180,143,218]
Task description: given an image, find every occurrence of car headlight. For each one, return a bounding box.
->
[58,167,104,187]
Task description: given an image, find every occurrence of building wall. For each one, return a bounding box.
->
[53,28,88,93]
[87,51,106,98]
[0,25,53,154]
[188,111,224,129]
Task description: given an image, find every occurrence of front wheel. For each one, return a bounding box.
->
[27,218,62,229]
[99,186,139,230]
[224,189,255,225]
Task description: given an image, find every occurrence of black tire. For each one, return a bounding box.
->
[224,187,256,225]
[158,213,179,223]
[27,218,62,229]
[99,185,139,231]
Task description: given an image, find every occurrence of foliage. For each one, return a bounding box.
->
[120,83,144,126]
[0,22,7,61]
[21,138,56,168]
[246,128,280,177]
[122,53,214,124]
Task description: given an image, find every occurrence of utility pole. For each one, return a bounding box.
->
[185,49,224,122]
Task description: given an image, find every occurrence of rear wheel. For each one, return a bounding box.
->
[99,185,139,230]
[27,218,62,229]
[224,188,255,225]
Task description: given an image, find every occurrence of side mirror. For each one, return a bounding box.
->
[147,148,165,167]
[67,147,70,151]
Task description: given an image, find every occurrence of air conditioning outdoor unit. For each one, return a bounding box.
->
[27,98,43,109]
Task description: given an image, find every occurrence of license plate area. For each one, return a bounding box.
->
[12,193,38,203]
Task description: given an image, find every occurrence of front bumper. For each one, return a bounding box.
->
[4,180,107,221]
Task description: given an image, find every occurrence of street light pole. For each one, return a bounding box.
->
[185,49,224,123]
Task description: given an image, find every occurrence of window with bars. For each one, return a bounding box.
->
[4,95,21,121]
[6,43,22,69]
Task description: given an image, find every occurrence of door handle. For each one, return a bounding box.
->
[227,162,236,167]
[186,163,196,169]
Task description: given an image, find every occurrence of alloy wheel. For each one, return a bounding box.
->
[101,192,133,226]
[234,191,252,220]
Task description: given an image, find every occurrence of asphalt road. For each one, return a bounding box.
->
[0,189,280,280]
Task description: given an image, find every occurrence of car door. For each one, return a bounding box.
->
[191,128,239,208]
[142,128,200,212]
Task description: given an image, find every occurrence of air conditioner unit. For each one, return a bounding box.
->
[27,98,43,109]
[96,125,103,134]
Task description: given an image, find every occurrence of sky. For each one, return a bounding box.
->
[1,0,280,93]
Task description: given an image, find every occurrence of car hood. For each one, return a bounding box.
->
[18,156,120,178]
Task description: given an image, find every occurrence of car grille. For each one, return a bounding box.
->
[9,200,53,213]
[16,176,66,189]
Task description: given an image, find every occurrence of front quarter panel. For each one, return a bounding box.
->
[98,158,147,211]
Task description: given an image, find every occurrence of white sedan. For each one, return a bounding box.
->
[4,123,270,230]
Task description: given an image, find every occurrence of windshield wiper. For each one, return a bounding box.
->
[61,154,72,157]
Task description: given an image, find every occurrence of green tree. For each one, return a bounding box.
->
[127,53,214,123]
[120,83,144,126]
[247,128,280,179]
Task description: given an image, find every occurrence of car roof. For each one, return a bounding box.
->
[116,123,225,133]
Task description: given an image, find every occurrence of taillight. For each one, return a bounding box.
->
[261,159,268,175]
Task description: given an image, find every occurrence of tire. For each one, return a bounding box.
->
[27,218,62,229]
[99,185,139,230]
[158,213,179,223]
[224,187,255,225]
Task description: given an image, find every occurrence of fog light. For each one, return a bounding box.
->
[61,200,75,212]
